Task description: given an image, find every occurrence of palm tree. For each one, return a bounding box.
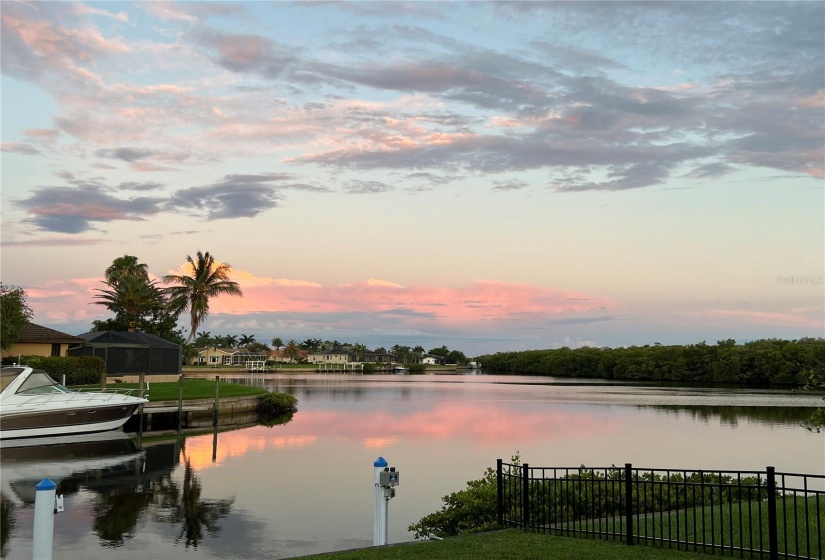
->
[224,334,238,348]
[239,333,256,346]
[93,275,166,330]
[195,331,213,348]
[283,339,300,363]
[163,251,243,345]
[271,337,283,361]
[352,343,367,362]
[105,255,149,285]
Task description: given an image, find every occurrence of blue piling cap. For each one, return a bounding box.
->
[36,479,57,491]
[374,456,388,467]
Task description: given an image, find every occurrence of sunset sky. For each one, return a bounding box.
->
[1,1,823,356]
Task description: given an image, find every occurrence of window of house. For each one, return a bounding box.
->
[51,343,61,357]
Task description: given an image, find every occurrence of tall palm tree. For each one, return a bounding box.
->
[163,251,243,345]
[239,333,256,346]
[195,331,213,348]
[283,339,300,363]
[271,337,283,361]
[105,255,149,286]
[352,343,367,362]
[93,275,166,330]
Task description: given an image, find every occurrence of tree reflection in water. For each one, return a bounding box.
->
[93,487,152,546]
[153,457,234,548]
[1,499,15,557]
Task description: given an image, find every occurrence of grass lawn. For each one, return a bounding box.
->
[297,530,724,560]
[75,379,268,401]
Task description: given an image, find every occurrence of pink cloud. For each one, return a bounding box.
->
[192,269,614,327]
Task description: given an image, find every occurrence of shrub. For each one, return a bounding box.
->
[361,363,376,374]
[257,392,298,417]
[408,363,426,374]
[9,355,104,385]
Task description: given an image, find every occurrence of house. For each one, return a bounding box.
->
[266,348,308,364]
[422,355,443,366]
[308,350,351,364]
[1,322,85,360]
[196,347,267,366]
[363,352,394,364]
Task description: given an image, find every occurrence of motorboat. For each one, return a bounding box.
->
[392,365,409,374]
[0,366,147,440]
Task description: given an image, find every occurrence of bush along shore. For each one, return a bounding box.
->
[475,338,825,385]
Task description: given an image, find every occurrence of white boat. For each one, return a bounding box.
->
[393,365,409,374]
[0,366,147,440]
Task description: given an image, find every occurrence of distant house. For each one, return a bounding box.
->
[196,347,267,366]
[308,350,351,364]
[363,352,394,364]
[422,355,443,366]
[1,323,85,360]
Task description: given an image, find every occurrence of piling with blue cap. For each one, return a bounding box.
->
[373,457,388,545]
[33,478,57,560]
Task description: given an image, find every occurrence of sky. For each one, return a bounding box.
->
[1,1,823,356]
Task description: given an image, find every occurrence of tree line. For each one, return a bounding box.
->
[475,338,825,385]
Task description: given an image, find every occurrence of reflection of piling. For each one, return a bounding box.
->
[213,375,220,426]
[177,375,184,429]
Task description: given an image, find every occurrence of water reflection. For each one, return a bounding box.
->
[153,457,234,548]
[1,376,821,559]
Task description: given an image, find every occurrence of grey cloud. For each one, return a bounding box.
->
[193,27,297,78]
[1,142,42,156]
[405,172,453,185]
[278,183,332,193]
[492,179,529,192]
[15,185,166,234]
[684,162,736,180]
[119,181,164,191]
[96,148,158,162]
[554,162,676,193]
[169,181,283,220]
[344,180,393,195]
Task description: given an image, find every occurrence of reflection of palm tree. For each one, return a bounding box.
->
[1,500,15,558]
[154,458,233,548]
[92,488,152,545]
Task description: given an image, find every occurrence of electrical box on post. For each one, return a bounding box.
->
[380,469,399,487]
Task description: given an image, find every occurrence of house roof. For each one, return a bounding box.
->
[17,323,85,344]
[75,330,179,348]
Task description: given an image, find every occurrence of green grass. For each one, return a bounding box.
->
[297,530,724,559]
[75,379,267,401]
[560,495,824,558]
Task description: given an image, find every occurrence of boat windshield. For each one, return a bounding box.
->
[16,371,73,395]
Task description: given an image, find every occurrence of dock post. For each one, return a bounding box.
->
[33,478,56,560]
[374,457,388,546]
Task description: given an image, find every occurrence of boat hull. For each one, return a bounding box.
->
[0,403,141,440]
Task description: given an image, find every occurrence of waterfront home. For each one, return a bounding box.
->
[1,323,84,360]
[308,350,351,365]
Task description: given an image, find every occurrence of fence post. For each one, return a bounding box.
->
[766,466,778,560]
[497,459,503,527]
[624,463,634,546]
[522,463,530,530]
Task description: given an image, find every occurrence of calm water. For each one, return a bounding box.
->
[2,374,823,559]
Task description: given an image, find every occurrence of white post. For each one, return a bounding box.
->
[373,457,388,546]
[33,478,56,560]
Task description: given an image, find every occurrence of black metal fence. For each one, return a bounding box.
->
[497,461,824,559]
